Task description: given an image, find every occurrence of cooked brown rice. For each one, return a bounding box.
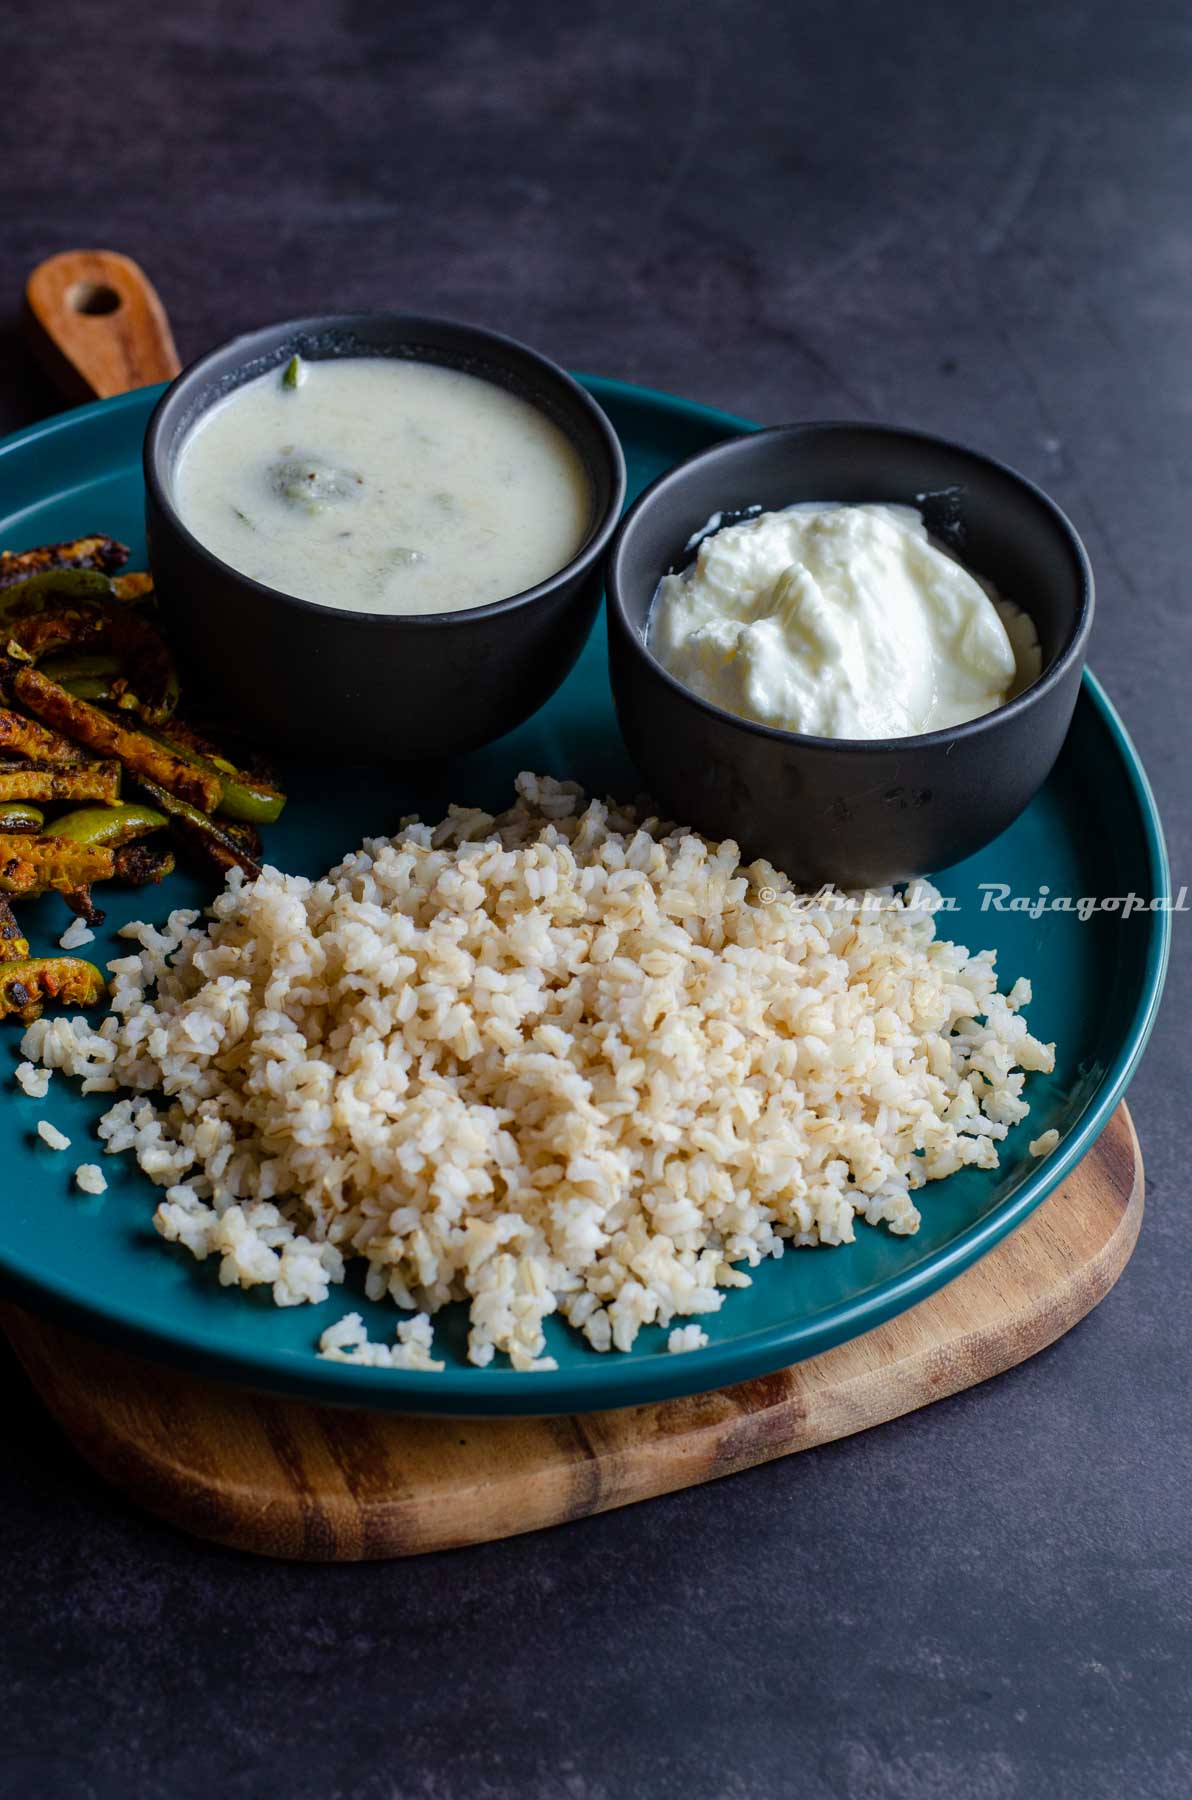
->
[22,773,1055,1372]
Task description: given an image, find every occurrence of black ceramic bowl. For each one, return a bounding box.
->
[144,314,626,759]
[607,423,1093,888]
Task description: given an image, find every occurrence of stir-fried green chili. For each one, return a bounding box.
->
[145,726,286,824]
[138,778,262,878]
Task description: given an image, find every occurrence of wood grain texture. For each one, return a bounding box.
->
[2,1105,1143,1562]
[24,250,180,402]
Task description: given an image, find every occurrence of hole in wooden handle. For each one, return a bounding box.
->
[25,250,181,401]
[67,282,122,317]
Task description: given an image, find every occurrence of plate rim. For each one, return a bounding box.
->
[0,379,1171,1415]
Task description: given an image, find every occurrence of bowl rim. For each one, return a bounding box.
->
[606,419,1095,753]
[143,310,628,628]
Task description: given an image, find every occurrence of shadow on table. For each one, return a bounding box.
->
[0,309,68,436]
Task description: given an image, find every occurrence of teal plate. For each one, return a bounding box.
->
[0,380,1171,1416]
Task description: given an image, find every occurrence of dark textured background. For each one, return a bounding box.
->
[0,1,1188,1795]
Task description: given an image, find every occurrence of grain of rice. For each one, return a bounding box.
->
[23,773,1056,1372]
[36,1120,70,1151]
[74,1163,107,1195]
[1029,1128,1060,1158]
[316,1312,445,1371]
[15,1062,51,1099]
[668,1325,709,1353]
[59,917,95,951]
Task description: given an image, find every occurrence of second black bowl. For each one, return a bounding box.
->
[144,314,627,761]
[607,423,1094,888]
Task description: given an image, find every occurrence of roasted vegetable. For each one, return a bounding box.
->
[0,535,128,592]
[61,676,116,703]
[151,713,279,786]
[0,897,29,961]
[111,572,154,604]
[140,778,262,878]
[173,815,262,878]
[2,593,178,723]
[0,707,89,765]
[51,801,167,850]
[114,841,175,886]
[218,817,262,861]
[0,833,114,895]
[0,956,105,1023]
[39,650,124,701]
[12,670,220,811]
[63,887,104,927]
[106,609,179,722]
[0,531,285,981]
[146,724,286,824]
[0,568,113,617]
[0,803,44,832]
[0,761,120,804]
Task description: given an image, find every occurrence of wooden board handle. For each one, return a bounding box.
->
[24,250,181,403]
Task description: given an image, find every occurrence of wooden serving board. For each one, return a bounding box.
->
[3,1104,1142,1561]
[2,255,1148,1559]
